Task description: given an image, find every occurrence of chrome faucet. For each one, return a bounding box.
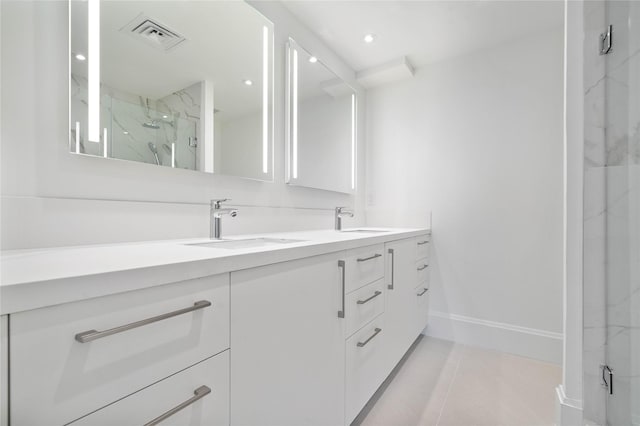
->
[335,207,354,231]
[210,199,238,239]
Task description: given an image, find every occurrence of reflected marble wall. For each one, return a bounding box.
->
[583,1,640,425]
[70,75,199,170]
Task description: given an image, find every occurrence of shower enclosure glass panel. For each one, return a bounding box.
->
[603,2,640,425]
[584,2,640,425]
[108,97,197,169]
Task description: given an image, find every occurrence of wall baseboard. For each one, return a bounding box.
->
[555,385,583,426]
[424,311,563,364]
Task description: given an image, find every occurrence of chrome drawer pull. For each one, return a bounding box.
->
[388,248,395,290]
[357,253,382,262]
[417,288,428,296]
[144,385,211,426]
[357,328,382,347]
[417,264,428,271]
[338,260,346,318]
[357,291,382,305]
[75,300,212,343]
[417,240,429,245]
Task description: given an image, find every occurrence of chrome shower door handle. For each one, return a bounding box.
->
[417,264,428,271]
[75,300,212,343]
[338,260,346,318]
[388,248,395,290]
[417,288,428,297]
[144,385,211,426]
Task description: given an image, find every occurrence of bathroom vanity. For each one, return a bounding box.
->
[0,228,430,425]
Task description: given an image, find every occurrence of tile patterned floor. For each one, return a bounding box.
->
[353,337,561,426]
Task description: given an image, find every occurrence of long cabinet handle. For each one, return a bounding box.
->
[388,248,395,290]
[417,240,429,245]
[75,300,212,343]
[417,288,428,296]
[357,291,382,305]
[338,260,346,318]
[357,328,382,347]
[144,385,211,426]
[357,253,382,262]
[417,264,428,271]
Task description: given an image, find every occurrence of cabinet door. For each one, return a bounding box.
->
[383,238,419,374]
[230,254,345,426]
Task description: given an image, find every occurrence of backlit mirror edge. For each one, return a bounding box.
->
[67,0,276,183]
[285,37,358,195]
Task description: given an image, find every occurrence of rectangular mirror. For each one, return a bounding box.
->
[286,38,356,194]
[70,0,274,181]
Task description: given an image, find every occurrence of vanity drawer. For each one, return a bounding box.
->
[345,315,387,425]
[71,351,229,426]
[342,244,385,293]
[416,235,431,259]
[416,259,430,285]
[10,274,229,426]
[345,279,385,337]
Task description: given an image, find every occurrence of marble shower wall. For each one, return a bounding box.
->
[583,1,640,425]
[70,75,200,170]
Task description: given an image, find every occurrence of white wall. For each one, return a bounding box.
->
[366,29,565,363]
[0,1,366,250]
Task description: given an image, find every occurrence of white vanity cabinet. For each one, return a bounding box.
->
[9,274,230,425]
[383,237,422,375]
[230,253,346,426]
[2,229,431,426]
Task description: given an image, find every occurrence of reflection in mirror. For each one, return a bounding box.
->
[70,1,273,181]
[286,39,356,194]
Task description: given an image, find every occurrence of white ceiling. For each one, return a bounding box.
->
[281,0,564,72]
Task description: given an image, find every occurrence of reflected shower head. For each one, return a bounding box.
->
[143,120,161,129]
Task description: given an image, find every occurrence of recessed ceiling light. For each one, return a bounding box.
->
[123,131,129,135]
[75,53,86,61]
[162,115,168,119]
[243,79,253,86]
[309,56,318,63]
[363,34,376,43]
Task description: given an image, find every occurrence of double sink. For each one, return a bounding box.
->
[186,229,390,250]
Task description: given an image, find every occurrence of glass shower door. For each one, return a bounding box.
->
[603,1,640,425]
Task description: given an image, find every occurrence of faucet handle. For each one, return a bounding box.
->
[211,198,230,208]
[336,206,354,215]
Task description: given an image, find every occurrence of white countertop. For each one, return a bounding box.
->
[0,228,429,315]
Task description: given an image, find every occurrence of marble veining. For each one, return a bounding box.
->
[70,75,200,170]
[583,2,640,425]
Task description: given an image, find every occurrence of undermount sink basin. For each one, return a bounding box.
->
[341,229,390,233]
[186,238,306,250]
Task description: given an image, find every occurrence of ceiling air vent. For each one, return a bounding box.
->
[121,14,186,51]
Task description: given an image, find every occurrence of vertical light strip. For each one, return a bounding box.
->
[171,142,176,168]
[87,0,100,142]
[103,127,108,158]
[262,26,269,174]
[75,122,80,153]
[351,94,356,189]
[292,49,298,179]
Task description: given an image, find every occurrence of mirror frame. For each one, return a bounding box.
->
[285,38,357,194]
[68,0,275,182]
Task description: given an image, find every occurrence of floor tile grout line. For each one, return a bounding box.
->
[434,344,465,426]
